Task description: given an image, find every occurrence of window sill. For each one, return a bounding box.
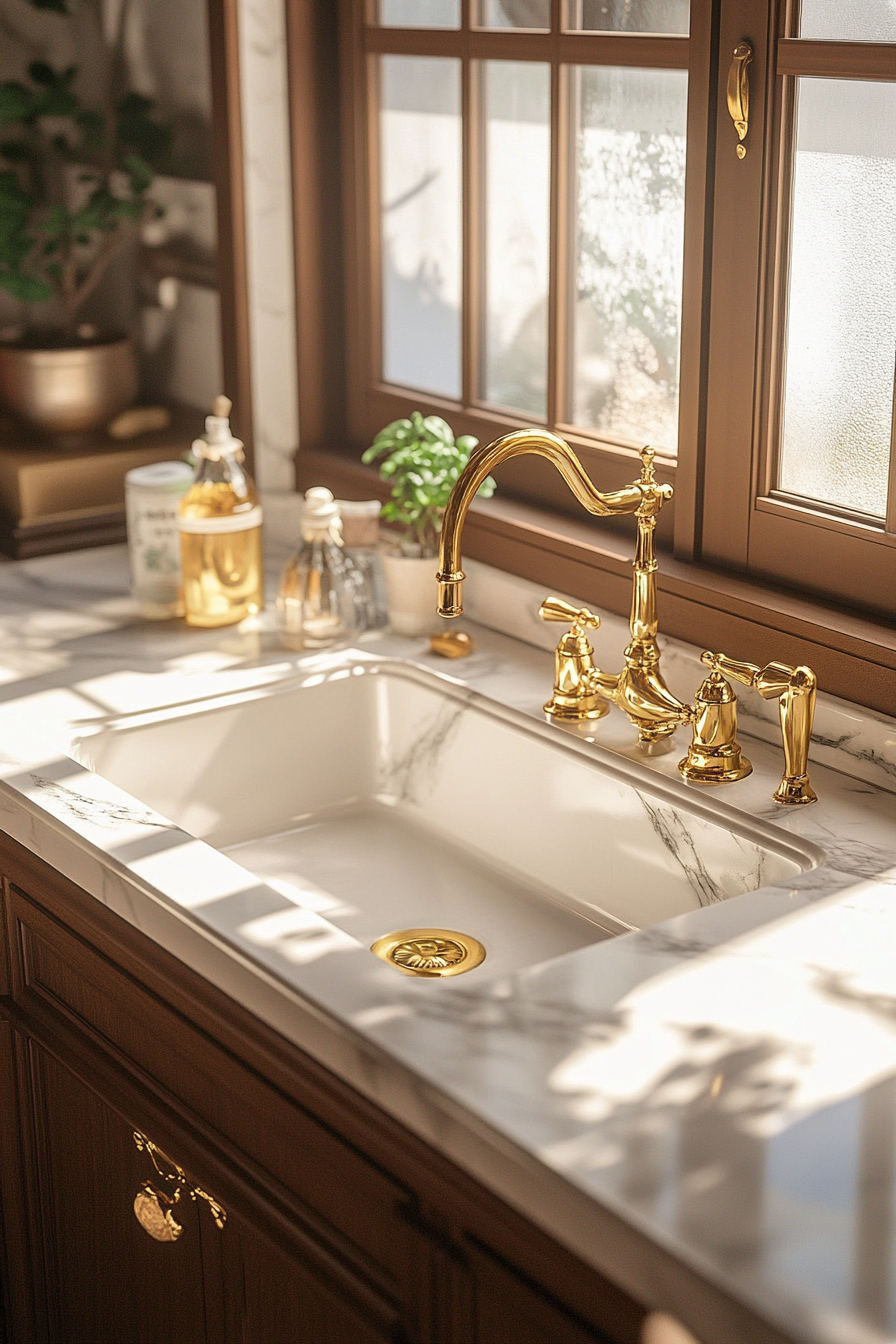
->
[294,448,896,717]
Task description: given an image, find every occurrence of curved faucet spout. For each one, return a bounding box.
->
[436,429,649,616]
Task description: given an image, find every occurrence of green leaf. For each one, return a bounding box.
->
[117,92,170,168]
[0,270,52,302]
[0,141,29,163]
[27,62,55,87]
[0,83,34,126]
[123,152,153,194]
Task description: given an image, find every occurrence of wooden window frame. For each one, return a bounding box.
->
[334,0,714,547]
[286,0,896,717]
[702,0,896,613]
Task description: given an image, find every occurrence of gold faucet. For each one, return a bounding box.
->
[437,429,690,747]
[436,427,819,805]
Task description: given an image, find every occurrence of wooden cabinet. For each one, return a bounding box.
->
[0,832,644,1344]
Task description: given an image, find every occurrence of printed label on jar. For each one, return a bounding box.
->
[126,495,184,601]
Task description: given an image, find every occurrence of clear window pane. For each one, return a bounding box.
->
[482,62,551,416]
[379,56,462,400]
[779,80,896,519]
[566,0,689,36]
[799,1,896,42]
[476,1,550,30]
[571,66,687,453]
[378,0,460,27]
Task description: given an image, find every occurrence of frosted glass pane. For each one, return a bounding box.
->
[477,0,550,29]
[379,0,460,27]
[380,56,462,399]
[572,67,687,453]
[779,79,896,519]
[482,62,550,416]
[799,1,896,42]
[567,0,689,35]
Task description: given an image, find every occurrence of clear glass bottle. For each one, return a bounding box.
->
[178,396,264,628]
[278,488,359,650]
[338,498,388,631]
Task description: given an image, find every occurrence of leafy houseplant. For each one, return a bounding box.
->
[0,0,171,432]
[362,412,494,558]
[362,412,495,635]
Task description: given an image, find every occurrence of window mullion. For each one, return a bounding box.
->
[546,0,568,430]
[461,0,479,409]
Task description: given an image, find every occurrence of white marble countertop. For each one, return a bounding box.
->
[1,542,895,1344]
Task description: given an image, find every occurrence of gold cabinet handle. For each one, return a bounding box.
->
[132,1131,226,1242]
[726,41,753,159]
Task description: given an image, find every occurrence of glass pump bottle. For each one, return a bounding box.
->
[178,396,264,627]
[278,488,359,650]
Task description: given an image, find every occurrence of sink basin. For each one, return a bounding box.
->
[74,657,817,983]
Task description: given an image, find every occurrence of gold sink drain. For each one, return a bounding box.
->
[370,928,486,978]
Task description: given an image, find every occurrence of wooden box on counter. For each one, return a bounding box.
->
[0,405,202,559]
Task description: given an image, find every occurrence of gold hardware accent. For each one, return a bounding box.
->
[678,668,752,785]
[701,652,817,805]
[429,629,475,659]
[437,434,690,748]
[727,41,753,159]
[371,928,486,978]
[133,1187,183,1242]
[132,1132,227,1239]
[538,597,608,721]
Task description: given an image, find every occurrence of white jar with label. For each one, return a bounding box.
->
[125,460,194,619]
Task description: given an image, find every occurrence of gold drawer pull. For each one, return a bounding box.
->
[727,41,753,158]
[133,1131,226,1242]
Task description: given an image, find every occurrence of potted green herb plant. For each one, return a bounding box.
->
[0,0,171,434]
[362,411,494,635]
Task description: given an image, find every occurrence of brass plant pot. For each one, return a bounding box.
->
[0,331,138,435]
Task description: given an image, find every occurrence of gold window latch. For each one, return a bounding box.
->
[132,1130,227,1242]
[727,40,753,159]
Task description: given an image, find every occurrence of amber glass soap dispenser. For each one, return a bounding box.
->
[178,396,264,627]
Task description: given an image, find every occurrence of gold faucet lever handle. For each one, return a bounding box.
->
[701,650,759,687]
[539,597,599,631]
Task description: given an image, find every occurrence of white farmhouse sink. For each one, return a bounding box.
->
[74,658,816,982]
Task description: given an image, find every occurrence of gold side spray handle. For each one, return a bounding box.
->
[701,652,818,805]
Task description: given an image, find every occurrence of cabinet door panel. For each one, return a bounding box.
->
[469,1242,617,1344]
[10,891,407,1287]
[222,1213,396,1344]
[27,1041,213,1344]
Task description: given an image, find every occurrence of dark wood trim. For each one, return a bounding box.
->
[777,38,896,79]
[363,25,690,68]
[461,13,481,410]
[547,9,570,428]
[206,0,255,469]
[286,0,348,452]
[672,0,719,562]
[295,445,896,716]
[700,0,777,571]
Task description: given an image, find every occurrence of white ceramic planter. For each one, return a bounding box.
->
[382,552,439,636]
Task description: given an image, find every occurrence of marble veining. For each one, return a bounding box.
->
[2,545,896,1344]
